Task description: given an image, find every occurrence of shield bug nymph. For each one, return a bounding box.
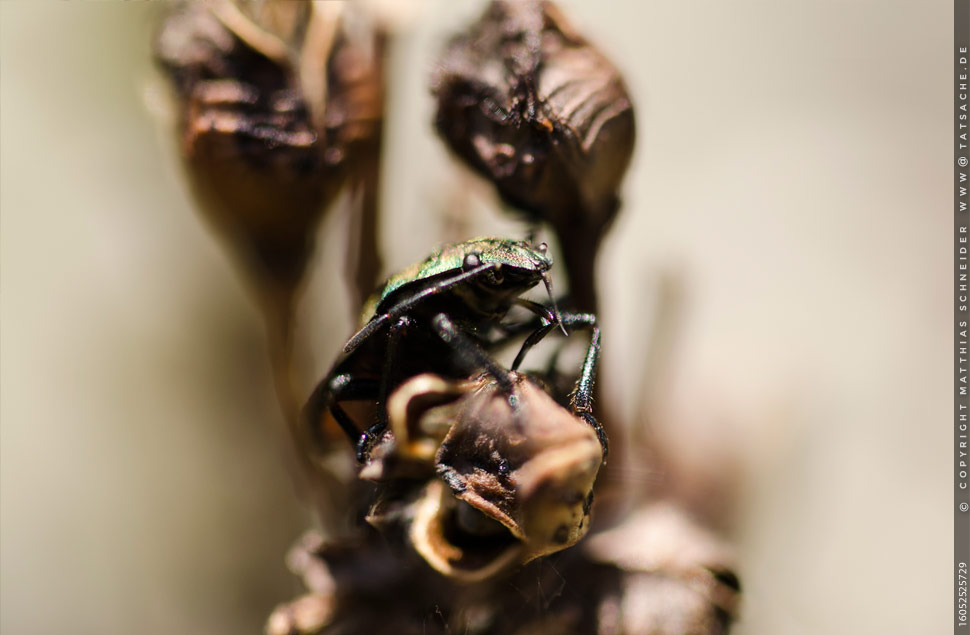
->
[303,237,571,462]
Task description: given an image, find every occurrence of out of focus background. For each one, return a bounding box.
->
[0,1,951,633]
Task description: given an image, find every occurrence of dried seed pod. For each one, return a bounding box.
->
[155,1,383,299]
[364,372,603,581]
[433,0,635,312]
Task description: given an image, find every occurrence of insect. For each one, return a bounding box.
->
[304,236,588,462]
[362,313,605,581]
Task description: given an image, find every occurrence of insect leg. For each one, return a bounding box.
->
[557,312,608,459]
[558,313,599,410]
[504,301,582,373]
[342,262,501,355]
[356,316,413,462]
[431,314,515,395]
[486,298,560,371]
[487,298,552,341]
[510,321,558,371]
[303,373,381,450]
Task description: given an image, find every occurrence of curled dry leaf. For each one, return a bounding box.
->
[433,0,635,311]
[363,372,602,581]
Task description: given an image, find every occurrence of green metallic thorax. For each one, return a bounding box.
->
[359,237,552,325]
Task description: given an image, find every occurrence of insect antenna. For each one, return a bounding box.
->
[541,271,568,336]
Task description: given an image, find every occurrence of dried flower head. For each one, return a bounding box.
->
[364,372,602,581]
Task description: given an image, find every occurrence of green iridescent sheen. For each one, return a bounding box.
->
[360,237,552,322]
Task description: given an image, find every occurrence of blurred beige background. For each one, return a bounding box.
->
[0,1,951,633]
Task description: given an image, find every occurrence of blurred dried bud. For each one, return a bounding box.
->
[365,372,602,581]
[266,592,335,635]
[155,1,382,292]
[433,1,634,310]
[584,502,742,633]
[433,375,602,558]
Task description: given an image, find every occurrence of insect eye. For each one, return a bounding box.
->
[537,242,548,255]
[463,252,482,271]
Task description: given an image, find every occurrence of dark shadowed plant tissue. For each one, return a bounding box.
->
[154,2,740,634]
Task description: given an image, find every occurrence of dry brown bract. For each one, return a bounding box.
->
[363,372,602,581]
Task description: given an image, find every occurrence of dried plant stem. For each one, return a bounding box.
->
[258,283,356,535]
[556,214,604,316]
[344,140,384,313]
[255,283,309,473]
[343,32,387,312]
[300,2,343,135]
[261,288,301,433]
[209,0,292,67]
